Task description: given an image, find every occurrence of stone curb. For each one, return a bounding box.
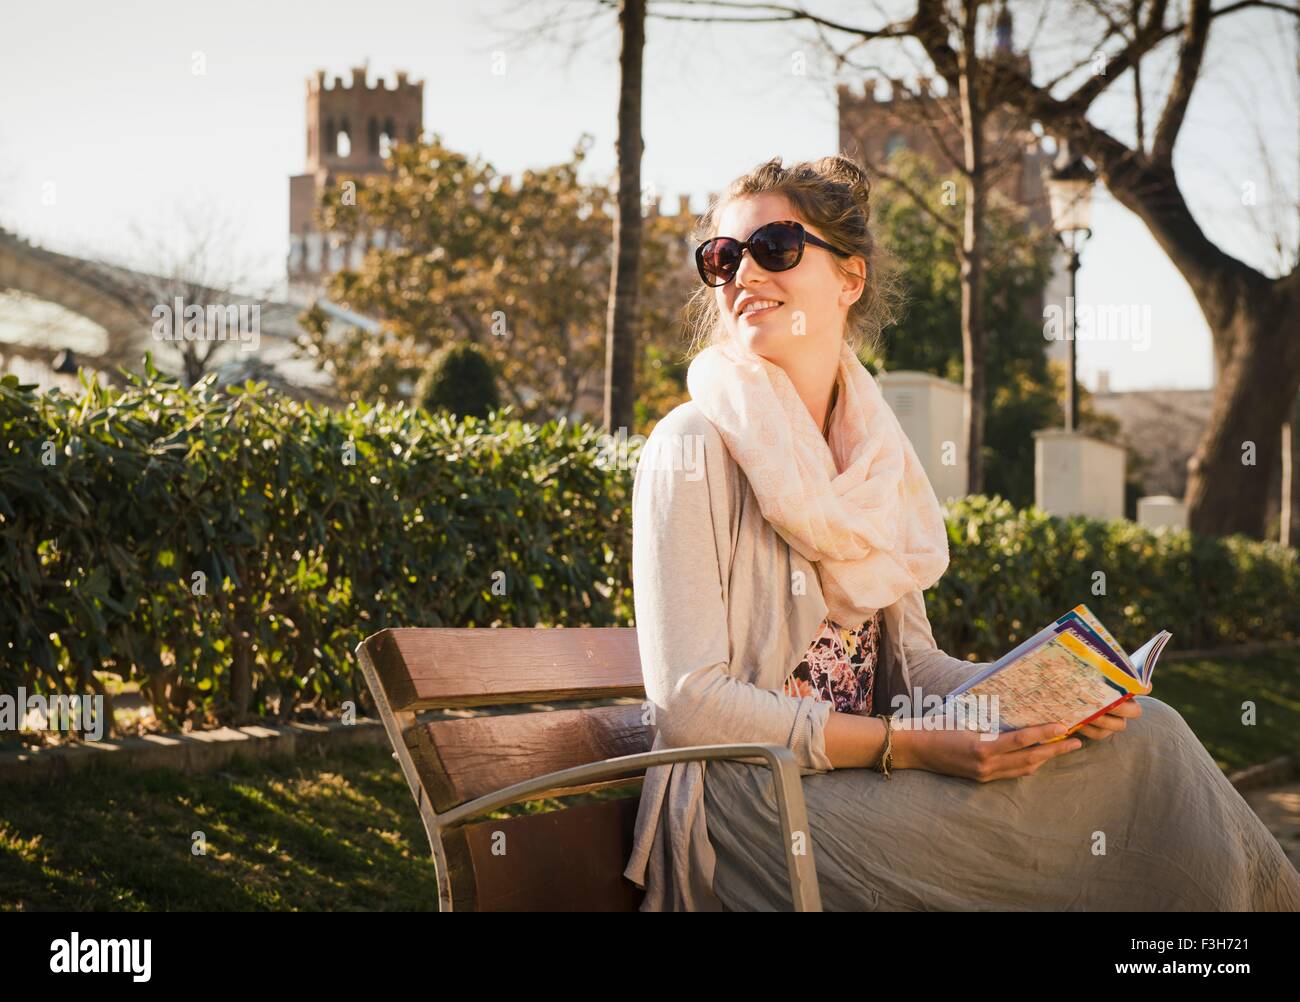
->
[1228,751,1300,794]
[0,719,390,786]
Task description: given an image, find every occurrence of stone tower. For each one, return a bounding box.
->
[288,64,424,297]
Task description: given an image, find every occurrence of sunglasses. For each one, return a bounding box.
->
[695,219,851,287]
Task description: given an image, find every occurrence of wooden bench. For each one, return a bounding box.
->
[355,626,822,911]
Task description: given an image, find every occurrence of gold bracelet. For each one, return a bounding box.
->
[873,713,894,779]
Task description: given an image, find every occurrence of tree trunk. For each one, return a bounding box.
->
[1282,389,1300,546]
[1079,149,1300,539]
[604,0,645,435]
[229,598,255,724]
[1184,269,1300,536]
[86,665,118,741]
[958,0,987,496]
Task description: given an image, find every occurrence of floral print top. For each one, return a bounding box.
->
[781,610,882,715]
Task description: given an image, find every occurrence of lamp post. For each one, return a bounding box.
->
[1045,150,1096,432]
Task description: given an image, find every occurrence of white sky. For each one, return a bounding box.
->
[0,0,1294,392]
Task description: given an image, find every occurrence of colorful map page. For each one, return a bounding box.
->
[951,631,1128,733]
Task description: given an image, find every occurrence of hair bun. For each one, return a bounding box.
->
[813,155,872,222]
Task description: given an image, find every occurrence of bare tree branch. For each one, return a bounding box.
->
[1035,0,1174,113]
[1211,0,1300,16]
[1152,0,1212,161]
[646,0,913,35]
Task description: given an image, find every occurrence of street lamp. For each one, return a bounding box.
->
[1045,148,1096,432]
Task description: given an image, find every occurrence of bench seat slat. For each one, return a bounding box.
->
[408,703,652,812]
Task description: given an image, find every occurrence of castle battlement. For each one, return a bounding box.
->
[837,76,942,106]
[309,65,424,95]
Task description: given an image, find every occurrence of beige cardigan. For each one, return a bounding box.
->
[622,400,988,911]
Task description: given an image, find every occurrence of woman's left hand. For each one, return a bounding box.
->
[1075,699,1142,741]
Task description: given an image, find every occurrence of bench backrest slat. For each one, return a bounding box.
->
[368,627,644,712]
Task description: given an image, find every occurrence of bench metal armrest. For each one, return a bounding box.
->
[439,743,822,912]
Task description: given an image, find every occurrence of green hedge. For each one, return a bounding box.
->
[929,495,1300,660]
[1,361,632,731]
[3,365,1296,736]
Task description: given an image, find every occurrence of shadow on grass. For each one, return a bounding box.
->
[0,744,440,911]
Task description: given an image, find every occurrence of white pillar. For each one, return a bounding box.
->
[1136,495,1187,529]
[1033,429,1126,520]
[879,370,968,502]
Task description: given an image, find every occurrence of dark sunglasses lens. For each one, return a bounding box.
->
[700,238,741,285]
[750,222,803,271]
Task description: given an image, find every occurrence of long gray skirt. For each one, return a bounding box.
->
[703,696,1300,911]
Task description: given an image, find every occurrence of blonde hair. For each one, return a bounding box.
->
[683,154,902,361]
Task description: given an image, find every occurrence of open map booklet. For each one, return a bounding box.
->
[924,604,1173,742]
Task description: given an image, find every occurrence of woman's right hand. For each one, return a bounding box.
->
[894,721,1084,782]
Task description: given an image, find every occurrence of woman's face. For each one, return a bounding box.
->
[711,192,863,366]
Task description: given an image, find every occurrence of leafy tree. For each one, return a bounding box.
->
[414,342,500,419]
[299,134,611,420]
[298,132,697,426]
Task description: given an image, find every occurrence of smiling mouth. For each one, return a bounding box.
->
[738,300,783,319]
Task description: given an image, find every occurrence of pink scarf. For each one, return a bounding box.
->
[686,336,950,629]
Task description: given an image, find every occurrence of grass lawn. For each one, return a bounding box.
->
[1,744,441,911]
[1147,648,1300,773]
[2,649,1297,911]
[0,741,639,912]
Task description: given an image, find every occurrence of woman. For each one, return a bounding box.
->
[622,154,1300,912]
